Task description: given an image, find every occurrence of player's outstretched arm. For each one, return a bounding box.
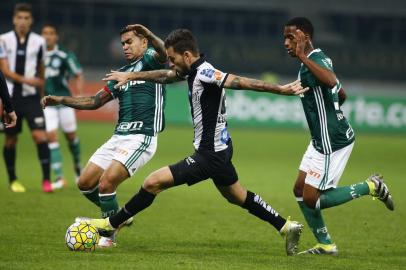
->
[223,74,308,96]
[126,24,167,63]
[41,89,113,110]
[103,69,182,89]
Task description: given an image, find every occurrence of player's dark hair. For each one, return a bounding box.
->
[285,17,314,39]
[164,29,199,56]
[119,27,144,38]
[14,3,32,15]
[42,23,58,33]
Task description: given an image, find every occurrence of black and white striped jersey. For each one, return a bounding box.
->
[0,30,46,98]
[185,57,231,152]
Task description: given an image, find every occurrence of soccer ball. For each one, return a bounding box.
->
[65,222,99,251]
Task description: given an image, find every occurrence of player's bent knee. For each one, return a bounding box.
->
[98,179,116,194]
[293,184,303,198]
[77,177,95,191]
[143,175,164,194]
[303,195,317,209]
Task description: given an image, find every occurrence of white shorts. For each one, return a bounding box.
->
[89,134,157,176]
[299,141,354,190]
[44,106,77,133]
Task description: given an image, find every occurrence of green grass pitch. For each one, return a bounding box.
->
[0,122,405,270]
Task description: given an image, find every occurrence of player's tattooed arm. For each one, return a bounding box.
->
[41,89,113,110]
[224,74,308,96]
[125,24,167,64]
[103,69,183,89]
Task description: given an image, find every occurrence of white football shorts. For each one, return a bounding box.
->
[89,134,157,176]
[299,141,354,190]
[44,106,77,133]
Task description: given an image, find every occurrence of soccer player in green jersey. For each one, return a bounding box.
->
[283,17,394,255]
[42,24,167,247]
[42,24,84,189]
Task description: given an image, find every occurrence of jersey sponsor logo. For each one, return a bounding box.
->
[117,121,143,131]
[45,68,60,77]
[185,156,195,165]
[119,80,146,91]
[200,68,215,78]
[308,169,321,179]
[51,57,62,68]
[115,147,129,156]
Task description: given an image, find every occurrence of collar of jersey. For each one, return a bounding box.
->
[306,48,321,58]
[190,54,205,72]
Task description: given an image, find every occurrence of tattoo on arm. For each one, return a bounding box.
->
[134,69,181,84]
[60,90,112,110]
[230,77,242,89]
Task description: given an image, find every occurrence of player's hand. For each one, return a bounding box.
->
[279,80,309,95]
[24,77,44,88]
[125,24,151,38]
[294,29,306,59]
[102,70,132,89]
[41,95,62,108]
[3,110,17,128]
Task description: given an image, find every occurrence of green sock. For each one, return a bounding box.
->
[100,193,119,218]
[298,200,332,244]
[49,142,63,179]
[80,186,100,207]
[69,137,81,168]
[319,181,370,209]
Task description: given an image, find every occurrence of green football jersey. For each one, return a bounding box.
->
[105,48,166,136]
[44,45,82,96]
[298,48,355,154]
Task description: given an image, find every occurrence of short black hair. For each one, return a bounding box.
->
[285,17,314,39]
[14,3,32,15]
[164,29,199,56]
[119,26,144,38]
[42,23,58,33]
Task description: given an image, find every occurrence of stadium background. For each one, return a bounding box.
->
[0,1,405,269]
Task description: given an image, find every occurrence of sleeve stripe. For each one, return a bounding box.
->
[220,73,229,89]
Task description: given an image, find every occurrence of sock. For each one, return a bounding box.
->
[68,138,81,175]
[80,185,101,207]
[297,198,332,244]
[242,191,286,231]
[100,192,119,218]
[49,142,63,179]
[3,146,17,183]
[319,182,370,209]
[36,142,51,182]
[109,187,156,228]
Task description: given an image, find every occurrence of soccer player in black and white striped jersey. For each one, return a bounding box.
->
[89,28,308,254]
[0,3,51,193]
